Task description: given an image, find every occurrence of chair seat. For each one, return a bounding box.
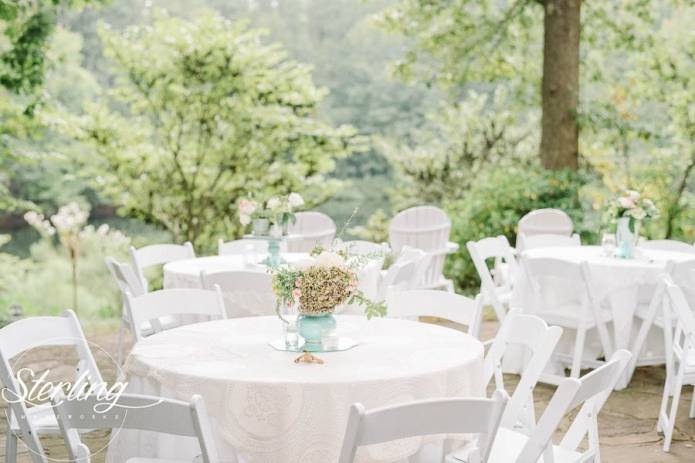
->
[9,403,60,434]
[448,427,583,463]
[536,303,612,329]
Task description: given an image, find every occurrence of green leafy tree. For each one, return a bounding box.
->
[65,11,362,250]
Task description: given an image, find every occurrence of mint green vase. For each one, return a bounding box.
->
[297,313,336,352]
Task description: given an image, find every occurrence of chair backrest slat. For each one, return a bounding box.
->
[339,390,508,463]
[517,233,581,252]
[467,236,518,321]
[386,290,483,338]
[125,288,226,341]
[517,209,573,240]
[52,392,219,463]
[105,257,145,297]
[129,242,195,292]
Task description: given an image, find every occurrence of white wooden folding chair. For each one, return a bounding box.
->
[386,289,484,338]
[217,238,268,256]
[124,287,226,342]
[51,390,220,463]
[657,277,695,452]
[200,270,276,317]
[130,242,195,292]
[640,239,695,254]
[516,233,581,252]
[0,310,103,463]
[389,206,458,291]
[105,257,146,365]
[522,257,614,382]
[467,236,519,322]
[340,390,508,463]
[286,211,336,252]
[379,247,431,300]
[483,309,563,432]
[450,350,631,463]
[517,208,573,243]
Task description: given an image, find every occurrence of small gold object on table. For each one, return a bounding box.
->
[294,352,324,364]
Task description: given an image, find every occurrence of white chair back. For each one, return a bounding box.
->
[657,277,695,451]
[467,236,518,321]
[641,239,695,254]
[124,287,226,341]
[513,350,631,463]
[200,270,276,317]
[671,259,695,307]
[522,257,614,378]
[386,290,484,338]
[286,211,336,252]
[380,247,431,299]
[339,390,508,463]
[517,233,581,251]
[105,257,145,297]
[218,238,268,256]
[129,242,195,292]
[517,209,573,242]
[484,309,563,431]
[51,391,219,463]
[0,310,103,463]
[389,206,452,288]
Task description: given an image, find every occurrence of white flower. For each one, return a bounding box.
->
[314,251,346,269]
[239,214,251,225]
[266,197,281,210]
[238,199,257,215]
[627,190,641,202]
[629,207,646,220]
[618,197,635,209]
[288,192,304,208]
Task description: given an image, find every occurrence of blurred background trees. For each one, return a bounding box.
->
[1,0,693,315]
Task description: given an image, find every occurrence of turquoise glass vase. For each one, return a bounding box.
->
[297,313,337,352]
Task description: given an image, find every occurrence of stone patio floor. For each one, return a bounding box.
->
[1,319,693,462]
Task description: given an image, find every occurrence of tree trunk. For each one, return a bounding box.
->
[540,0,581,170]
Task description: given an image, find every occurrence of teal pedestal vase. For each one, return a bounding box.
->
[297,313,337,352]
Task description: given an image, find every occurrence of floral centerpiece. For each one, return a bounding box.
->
[606,190,659,258]
[237,192,304,237]
[271,246,386,351]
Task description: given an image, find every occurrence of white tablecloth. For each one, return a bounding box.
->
[513,246,694,376]
[107,316,484,463]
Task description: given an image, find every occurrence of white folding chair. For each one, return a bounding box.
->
[657,277,695,452]
[641,239,695,254]
[340,390,509,463]
[124,287,226,342]
[523,257,614,382]
[105,257,146,365]
[516,233,581,251]
[483,309,563,432]
[200,270,276,317]
[0,310,103,463]
[389,206,459,291]
[517,208,573,245]
[386,289,484,338]
[130,242,195,292]
[286,211,336,252]
[218,238,268,256]
[467,236,518,322]
[379,247,431,300]
[51,391,220,463]
[451,350,631,463]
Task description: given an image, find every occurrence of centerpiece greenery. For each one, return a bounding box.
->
[238,193,305,237]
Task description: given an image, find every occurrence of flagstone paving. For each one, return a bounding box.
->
[1,319,693,462]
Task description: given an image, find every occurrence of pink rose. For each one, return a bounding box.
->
[292,288,302,301]
[618,197,634,209]
[295,277,302,288]
[238,199,257,215]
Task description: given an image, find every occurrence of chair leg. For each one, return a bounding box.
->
[690,388,695,419]
[661,370,684,452]
[5,429,17,463]
[570,325,587,378]
[117,318,126,366]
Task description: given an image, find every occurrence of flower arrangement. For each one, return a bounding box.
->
[271,248,386,320]
[607,190,659,222]
[237,193,305,233]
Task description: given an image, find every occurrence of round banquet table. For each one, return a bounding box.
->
[512,245,694,387]
[107,316,484,463]
[163,253,383,315]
